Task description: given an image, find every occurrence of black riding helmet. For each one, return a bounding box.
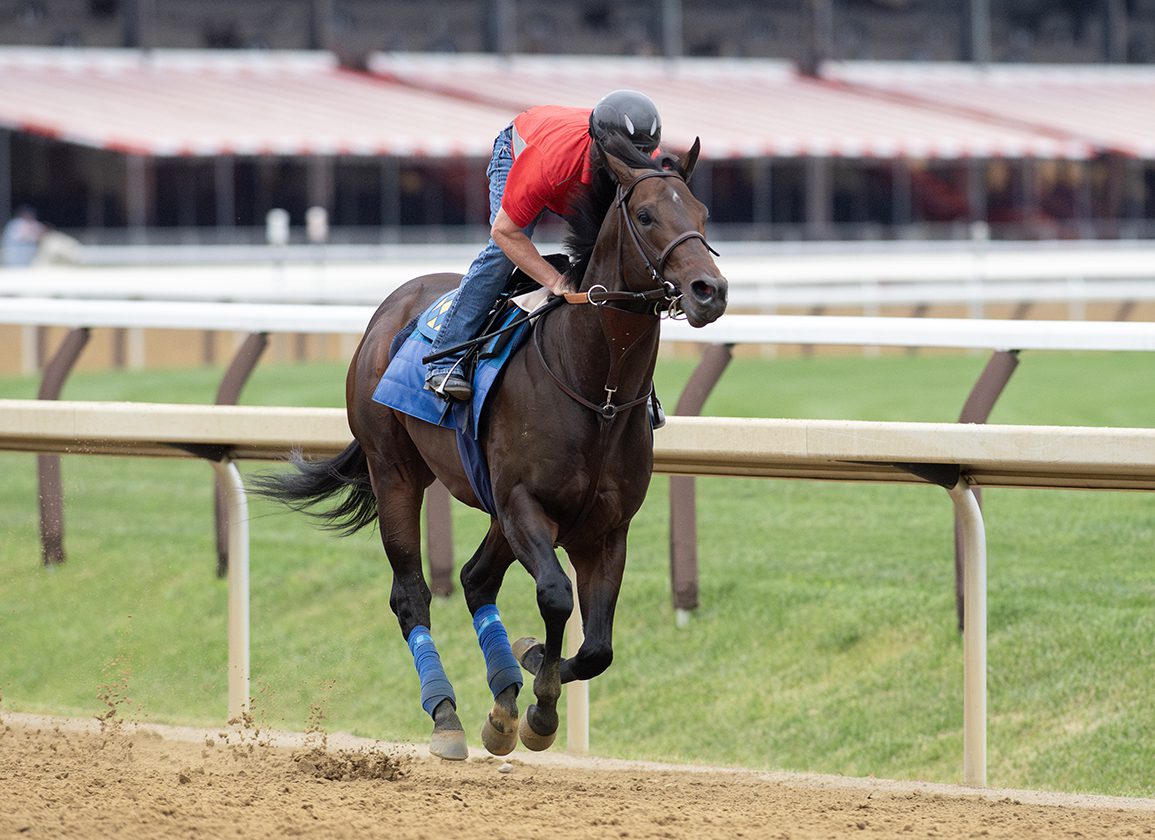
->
[589,89,662,154]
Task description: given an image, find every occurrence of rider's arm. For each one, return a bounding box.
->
[491,207,569,295]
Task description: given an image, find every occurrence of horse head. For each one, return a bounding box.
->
[598,135,728,327]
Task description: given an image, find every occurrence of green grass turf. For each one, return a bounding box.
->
[1,350,1153,796]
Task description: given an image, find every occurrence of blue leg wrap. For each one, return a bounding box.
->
[473,604,523,698]
[407,626,456,718]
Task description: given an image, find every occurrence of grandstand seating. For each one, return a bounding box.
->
[2,0,1153,64]
[2,2,1154,244]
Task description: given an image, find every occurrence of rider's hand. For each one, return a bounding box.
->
[549,273,573,296]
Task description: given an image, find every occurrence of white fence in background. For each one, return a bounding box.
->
[4,239,1155,318]
[4,297,1155,374]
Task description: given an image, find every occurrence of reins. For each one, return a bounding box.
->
[560,284,672,309]
[425,169,718,367]
[421,294,565,366]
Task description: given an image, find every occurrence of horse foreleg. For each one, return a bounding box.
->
[499,492,571,751]
[514,524,628,684]
[460,524,522,756]
[560,525,628,683]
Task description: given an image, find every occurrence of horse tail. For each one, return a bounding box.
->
[250,441,379,536]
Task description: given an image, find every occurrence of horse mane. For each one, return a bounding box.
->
[563,136,689,287]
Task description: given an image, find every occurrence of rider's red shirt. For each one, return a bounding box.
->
[502,106,594,229]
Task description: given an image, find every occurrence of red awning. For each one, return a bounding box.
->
[822,62,1155,160]
[0,48,515,158]
[369,54,1095,160]
[2,48,1137,161]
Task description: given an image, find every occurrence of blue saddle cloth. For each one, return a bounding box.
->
[372,289,531,515]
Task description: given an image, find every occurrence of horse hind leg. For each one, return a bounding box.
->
[367,443,467,761]
[408,629,467,760]
[461,524,522,756]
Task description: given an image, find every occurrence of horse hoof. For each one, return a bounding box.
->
[430,729,468,761]
[481,713,518,756]
[511,637,545,675]
[518,714,557,752]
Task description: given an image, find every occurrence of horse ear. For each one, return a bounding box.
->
[600,139,637,187]
[679,137,701,183]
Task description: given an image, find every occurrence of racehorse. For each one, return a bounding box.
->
[254,136,728,760]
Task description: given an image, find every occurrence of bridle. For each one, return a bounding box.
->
[540,166,719,417]
[560,169,719,319]
[615,169,720,311]
[534,166,720,543]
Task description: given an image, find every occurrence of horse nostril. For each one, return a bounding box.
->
[690,279,716,303]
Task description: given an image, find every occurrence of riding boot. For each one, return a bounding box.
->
[425,355,473,402]
[426,369,473,401]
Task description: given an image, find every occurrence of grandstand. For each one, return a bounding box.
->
[1,1,1154,248]
[5,1,1155,63]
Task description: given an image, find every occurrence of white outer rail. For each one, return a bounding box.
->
[4,402,1155,785]
[6,239,1155,307]
[950,479,987,785]
[660,313,1155,352]
[4,296,1155,357]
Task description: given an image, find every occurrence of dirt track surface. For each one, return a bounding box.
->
[3,713,1154,839]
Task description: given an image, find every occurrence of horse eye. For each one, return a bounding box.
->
[637,209,653,226]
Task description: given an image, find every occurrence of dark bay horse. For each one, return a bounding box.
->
[256,136,728,760]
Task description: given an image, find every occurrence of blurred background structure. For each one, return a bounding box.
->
[1,0,1154,249]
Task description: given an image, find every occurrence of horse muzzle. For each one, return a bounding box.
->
[681,274,728,327]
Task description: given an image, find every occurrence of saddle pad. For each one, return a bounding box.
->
[371,293,532,515]
[372,295,530,435]
[415,288,457,343]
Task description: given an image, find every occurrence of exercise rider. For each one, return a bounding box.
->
[424,89,663,401]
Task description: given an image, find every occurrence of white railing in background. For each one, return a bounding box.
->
[4,297,1155,371]
[5,296,1151,628]
[5,239,1155,319]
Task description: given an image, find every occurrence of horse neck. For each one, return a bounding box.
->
[548,224,662,399]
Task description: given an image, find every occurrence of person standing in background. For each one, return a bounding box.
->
[2,206,47,267]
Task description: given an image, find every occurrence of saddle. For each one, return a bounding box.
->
[371,254,663,514]
[410,253,566,380]
[370,257,569,514]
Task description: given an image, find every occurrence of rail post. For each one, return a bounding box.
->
[668,342,733,624]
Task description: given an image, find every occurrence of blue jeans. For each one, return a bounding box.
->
[428,126,539,377]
